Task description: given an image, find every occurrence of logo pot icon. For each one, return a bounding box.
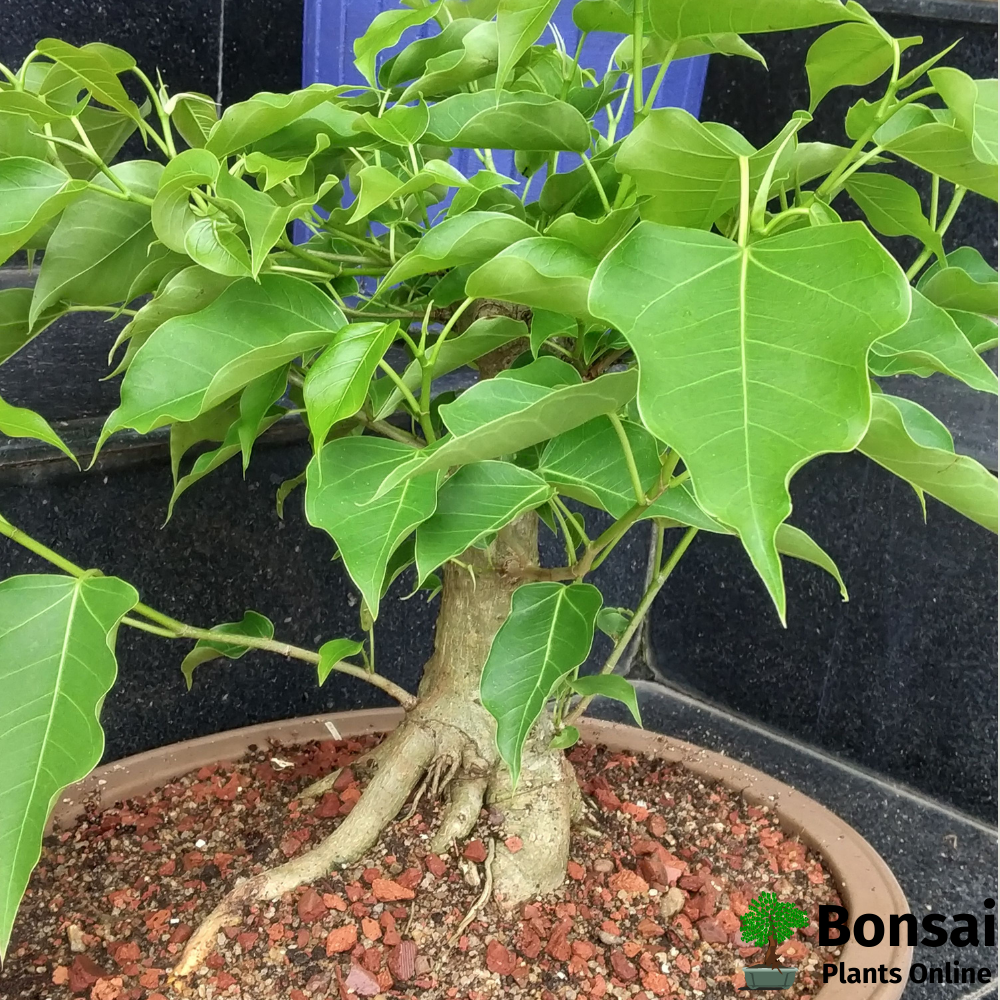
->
[740,891,808,990]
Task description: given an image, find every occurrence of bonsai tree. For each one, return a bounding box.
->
[0,0,997,975]
[741,891,809,969]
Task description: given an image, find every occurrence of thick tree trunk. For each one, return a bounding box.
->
[174,511,581,976]
[750,935,781,968]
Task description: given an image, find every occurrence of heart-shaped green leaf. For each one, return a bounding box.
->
[0,573,138,961]
[317,639,366,686]
[590,220,909,620]
[35,39,143,124]
[481,581,603,787]
[929,67,998,166]
[570,674,642,725]
[917,248,998,314]
[805,21,902,111]
[414,460,553,582]
[305,436,440,619]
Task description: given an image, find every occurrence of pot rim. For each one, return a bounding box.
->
[48,708,912,1000]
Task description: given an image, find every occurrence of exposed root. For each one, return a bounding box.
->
[299,767,343,802]
[449,838,496,944]
[429,773,489,852]
[173,722,436,976]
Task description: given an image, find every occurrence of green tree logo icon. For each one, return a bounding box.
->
[741,891,809,969]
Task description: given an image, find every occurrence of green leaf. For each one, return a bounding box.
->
[236,365,289,471]
[368,369,639,501]
[382,210,537,286]
[354,101,431,147]
[205,85,347,156]
[772,524,848,601]
[539,416,660,517]
[596,607,631,640]
[570,674,641,725]
[647,0,866,39]
[480,581,603,787]
[397,23,501,103]
[573,0,639,33]
[465,236,599,320]
[805,21,900,112]
[354,5,442,87]
[845,171,943,261]
[305,436,440,619]
[869,288,997,393]
[498,356,581,388]
[917,248,999,314]
[425,90,591,151]
[617,109,808,229]
[317,638,366,686]
[858,393,998,533]
[528,308,576,357]
[545,206,638,259]
[349,159,467,222]
[0,573,138,961]
[245,133,331,191]
[29,160,162,326]
[109,266,235,377]
[48,105,138,180]
[215,170,290,278]
[540,141,622,220]
[372,314,528,420]
[170,396,241,488]
[0,287,63,367]
[881,123,998,201]
[151,147,221,254]
[929,67,998,166]
[169,92,219,149]
[183,213,252,278]
[99,275,345,444]
[448,168,518,217]
[35,39,143,124]
[0,396,76,463]
[496,0,561,89]
[414,460,553,581]
[550,725,580,749]
[181,611,275,689]
[590,221,909,621]
[614,33,767,71]
[950,310,997,353]
[304,321,397,446]
[0,157,86,266]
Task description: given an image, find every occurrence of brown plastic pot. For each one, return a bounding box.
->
[49,709,912,1000]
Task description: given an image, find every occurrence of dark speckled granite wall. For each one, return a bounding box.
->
[0,0,996,822]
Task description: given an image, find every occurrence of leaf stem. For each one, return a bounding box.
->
[549,498,579,565]
[565,525,699,726]
[905,185,965,281]
[378,360,423,416]
[581,152,612,214]
[608,413,647,506]
[737,156,750,246]
[632,0,645,117]
[641,42,678,115]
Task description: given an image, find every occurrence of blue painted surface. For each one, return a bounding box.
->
[300,0,707,190]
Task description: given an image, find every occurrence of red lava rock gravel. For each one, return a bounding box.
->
[3,735,843,999]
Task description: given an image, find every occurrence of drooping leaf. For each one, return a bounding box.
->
[305,436,440,619]
[881,123,998,201]
[647,0,866,40]
[538,416,660,517]
[528,309,576,357]
[617,109,809,229]
[545,206,639,259]
[570,674,641,725]
[496,0,561,90]
[929,67,998,166]
[169,396,242,488]
[180,611,275,689]
[35,39,143,124]
[613,32,768,71]
[414,460,553,582]
[425,90,591,151]
[550,725,580,749]
[465,236,599,320]
[205,85,347,156]
[917,248,998,314]
[354,101,431,147]
[354,5,442,87]
[304,321,397,446]
[169,92,219,149]
[805,21,902,111]
[151,147,221,255]
[245,132,331,191]
[372,314,529,420]
[0,396,77,463]
[0,573,138,961]
[480,581,603,787]
[0,287,63,367]
[858,393,998,533]
[869,288,997,393]
[950,310,997,352]
[539,140,622,220]
[348,159,467,222]
[99,275,345,446]
[30,160,163,326]
[382,211,537,286]
[596,607,631,640]
[367,369,639,501]
[590,220,909,620]
[0,157,87,266]
[317,638,366,686]
[845,171,943,261]
[236,365,289,471]
[215,169,290,278]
